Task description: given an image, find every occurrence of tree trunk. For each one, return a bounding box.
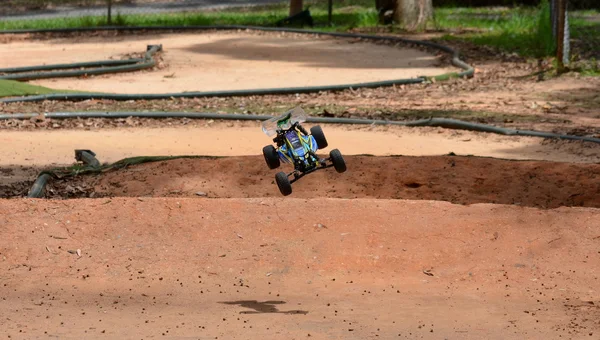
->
[393,0,432,31]
[107,0,112,24]
[556,0,566,73]
[289,0,303,16]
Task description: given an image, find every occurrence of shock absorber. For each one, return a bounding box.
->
[297,123,308,135]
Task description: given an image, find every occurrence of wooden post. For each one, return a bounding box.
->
[556,0,565,73]
[328,0,333,26]
[107,0,113,25]
[289,0,303,16]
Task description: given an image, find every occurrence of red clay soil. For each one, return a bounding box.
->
[51,155,600,209]
[1,198,599,339]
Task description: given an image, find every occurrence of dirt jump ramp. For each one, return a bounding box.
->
[45,155,600,209]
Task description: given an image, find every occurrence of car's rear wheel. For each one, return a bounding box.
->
[263,145,280,169]
[329,149,347,173]
[310,125,328,149]
[275,172,292,196]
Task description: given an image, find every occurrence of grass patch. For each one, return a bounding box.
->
[577,67,600,77]
[434,4,599,59]
[434,2,552,57]
[0,79,79,97]
[0,0,378,31]
[0,10,378,32]
[2,0,597,71]
[3,0,597,60]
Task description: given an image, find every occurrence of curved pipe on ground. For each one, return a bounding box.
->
[0,45,162,81]
[27,173,52,198]
[26,149,101,198]
[0,59,142,74]
[75,149,101,167]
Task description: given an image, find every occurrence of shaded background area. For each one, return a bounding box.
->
[182,36,439,69]
[0,0,287,19]
[2,0,597,20]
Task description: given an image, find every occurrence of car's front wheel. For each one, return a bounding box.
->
[329,149,346,173]
[275,172,292,196]
[310,125,328,149]
[263,145,280,169]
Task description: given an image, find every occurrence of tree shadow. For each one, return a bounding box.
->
[220,300,308,315]
[571,22,600,59]
[182,36,440,70]
[544,85,600,117]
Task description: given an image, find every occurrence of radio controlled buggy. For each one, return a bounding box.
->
[261,107,347,196]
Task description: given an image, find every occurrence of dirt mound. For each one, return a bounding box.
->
[1,198,599,339]
[42,155,600,209]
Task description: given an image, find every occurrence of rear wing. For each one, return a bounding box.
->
[261,107,308,136]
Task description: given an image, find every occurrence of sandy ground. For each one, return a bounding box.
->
[1,30,599,340]
[1,123,599,169]
[1,198,599,339]
[0,32,455,94]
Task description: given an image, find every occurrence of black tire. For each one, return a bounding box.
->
[329,149,347,173]
[310,125,328,149]
[275,172,292,196]
[262,145,280,169]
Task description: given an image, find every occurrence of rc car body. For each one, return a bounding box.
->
[261,107,346,196]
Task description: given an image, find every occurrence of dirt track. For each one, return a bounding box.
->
[1,198,599,339]
[1,32,454,94]
[2,123,600,167]
[2,28,600,340]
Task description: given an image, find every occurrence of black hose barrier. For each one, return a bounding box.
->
[0,25,473,103]
[23,155,221,197]
[75,149,101,167]
[27,173,52,198]
[26,149,102,198]
[2,111,599,144]
[0,59,142,73]
[0,45,162,81]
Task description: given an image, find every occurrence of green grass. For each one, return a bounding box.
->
[0,0,378,31]
[570,58,600,76]
[578,68,600,76]
[434,4,599,59]
[0,10,378,32]
[1,0,597,66]
[0,79,77,97]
